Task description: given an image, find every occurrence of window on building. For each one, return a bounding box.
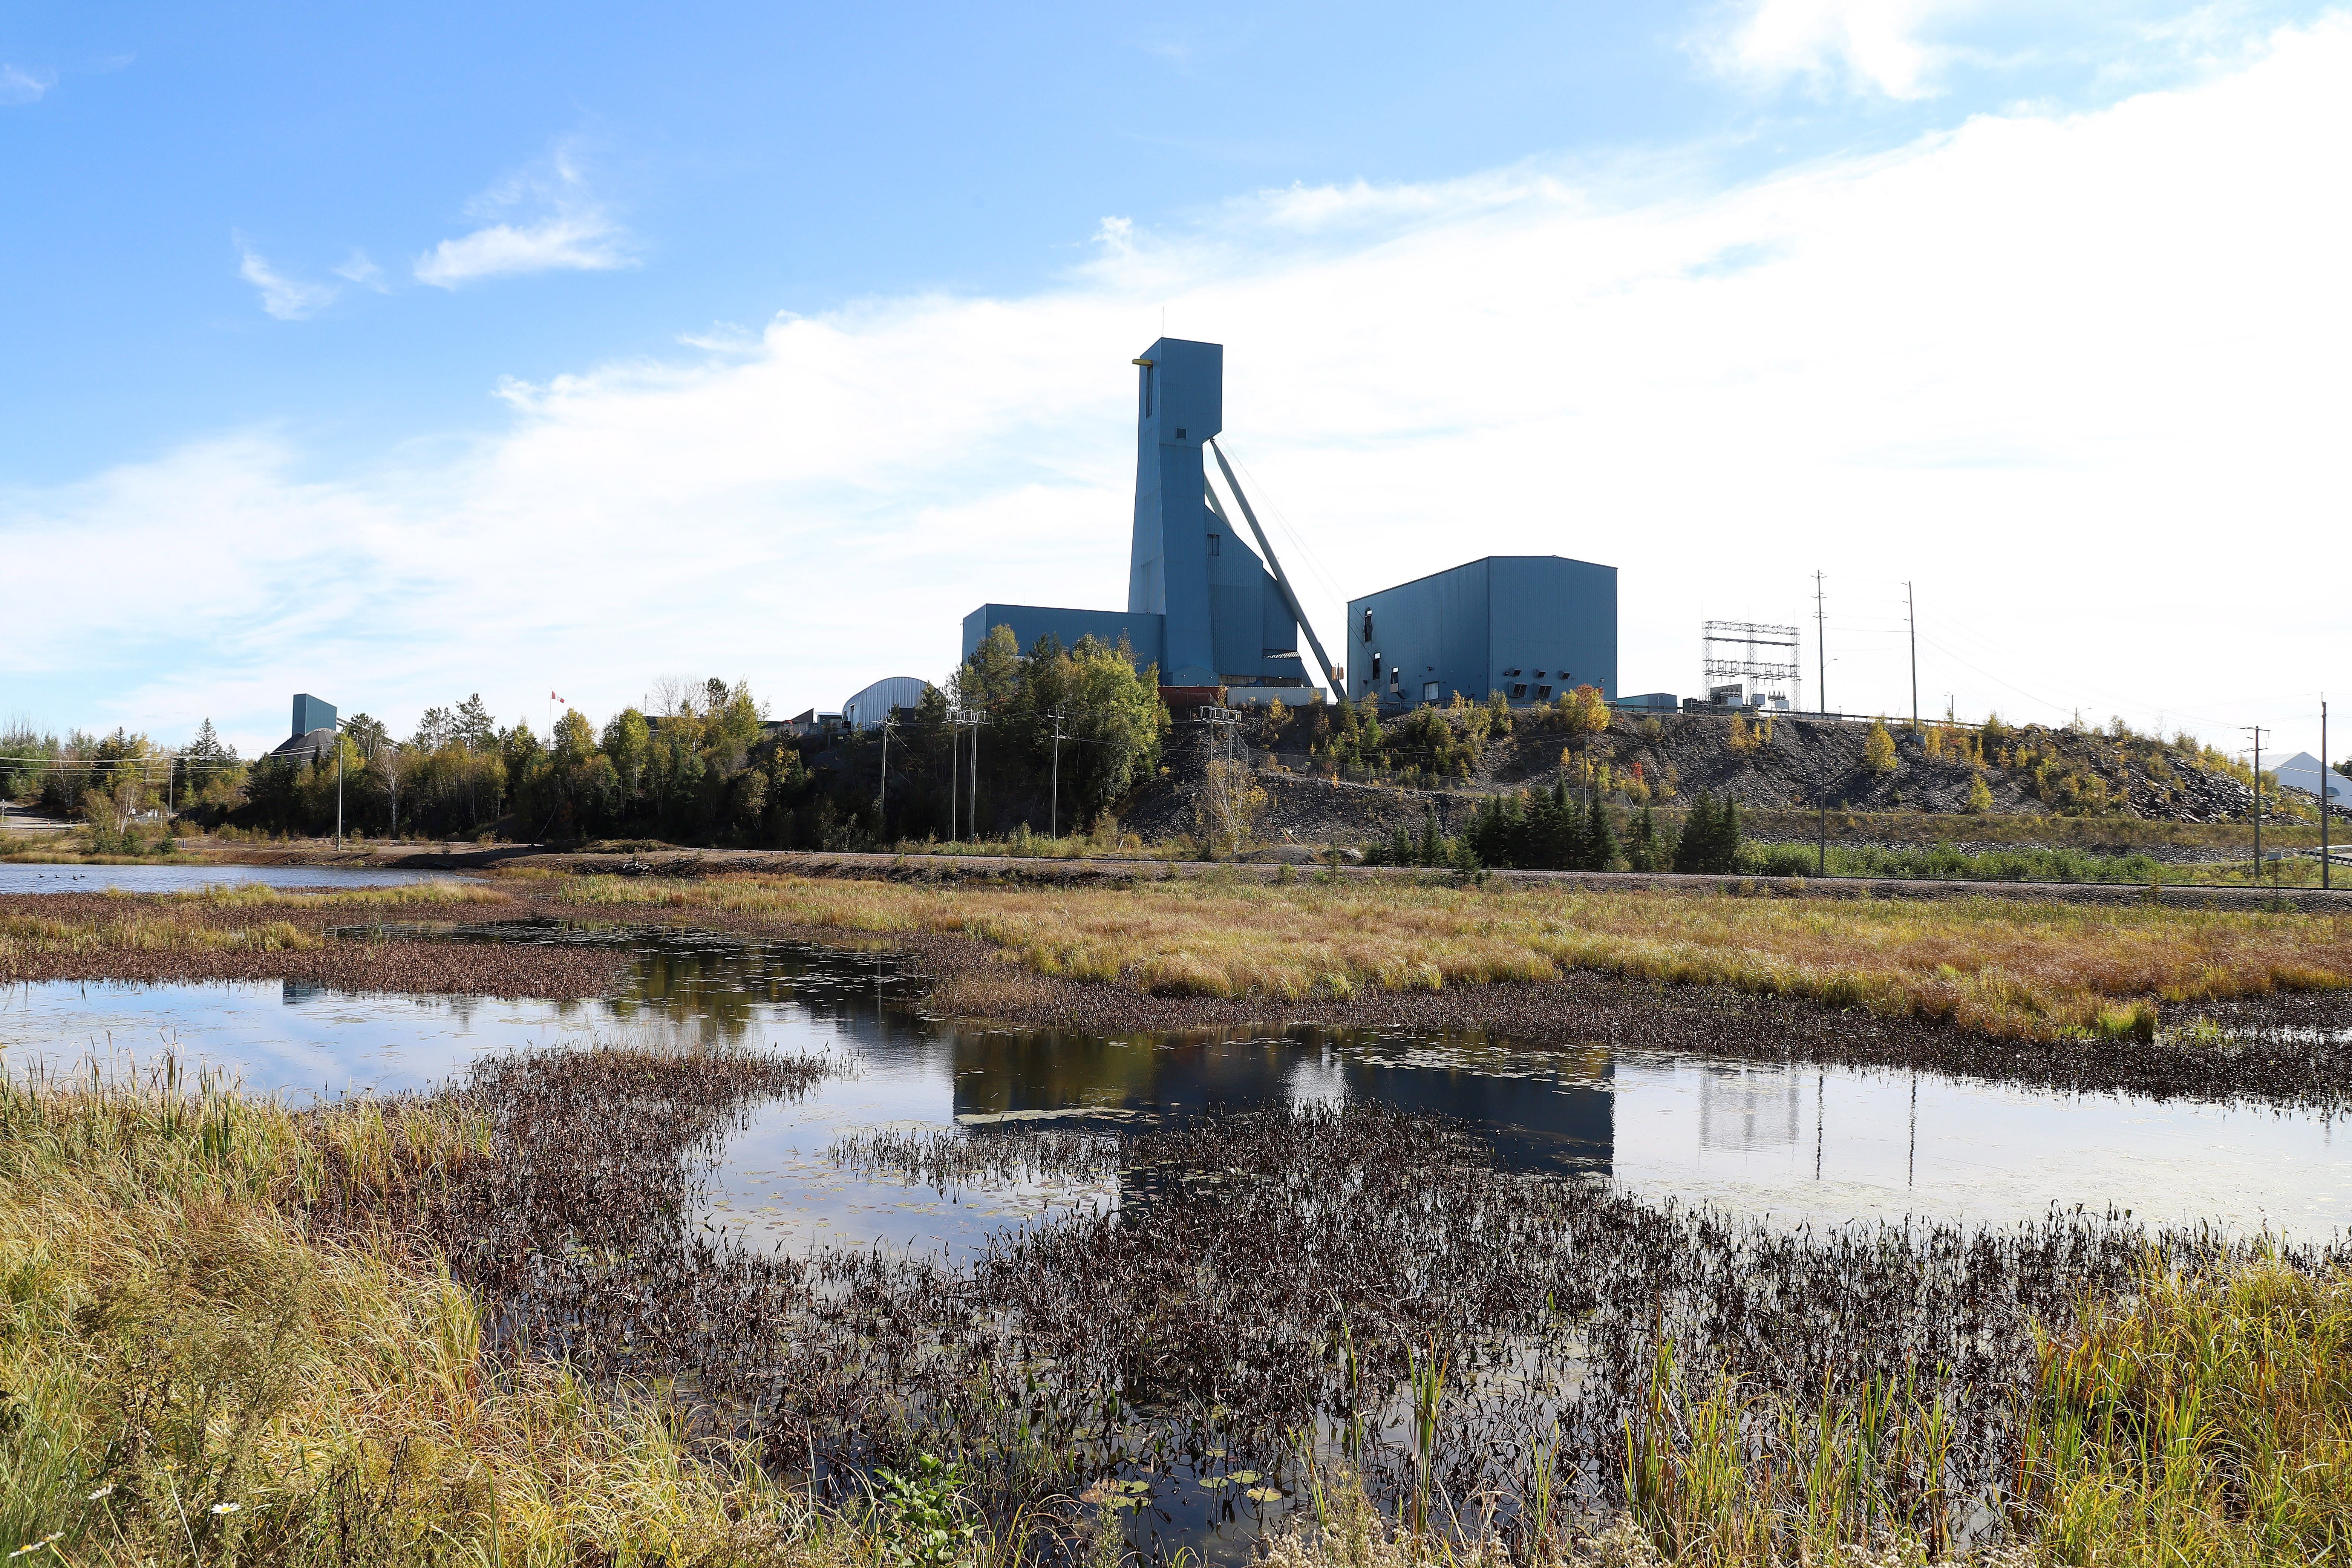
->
[1142,365,1154,418]
[1423,681,1440,703]
[1536,685,1553,700]
[1504,668,1522,677]
[1533,671,1547,679]
[1175,427,1186,440]
[1206,532,1220,556]
[1388,669,1401,693]
[1361,608,1374,643]
[1511,683,1527,699]
[1370,654,1381,681]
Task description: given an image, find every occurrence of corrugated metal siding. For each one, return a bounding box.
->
[1345,554,1617,708]
[841,676,933,730]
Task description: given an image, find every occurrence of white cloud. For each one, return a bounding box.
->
[413,149,634,288]
[333,249,387,289]
[235,239,338,320]
[1707,0,1968,96]
[0,63,54,104]
[11,18,2352,756]
[414,214,631,287]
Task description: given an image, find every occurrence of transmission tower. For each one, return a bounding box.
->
[1701,621,1802,708]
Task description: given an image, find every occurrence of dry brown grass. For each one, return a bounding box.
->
[0,882,507,963]
[0,1067,864,1565]
[559,872,2351,1041]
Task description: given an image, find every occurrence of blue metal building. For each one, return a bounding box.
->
[959,605,1164,672]
[291,694,337,738]
[841,676,933,731]
[962,338,1334,700]
[1346,556,1617,708]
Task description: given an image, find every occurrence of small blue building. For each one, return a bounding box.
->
[959,605,1165,673]
[269,693,340,763]
[1346,556,1616,708]
[291,693,337,738]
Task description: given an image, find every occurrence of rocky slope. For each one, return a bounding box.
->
[1122,704,2296,854]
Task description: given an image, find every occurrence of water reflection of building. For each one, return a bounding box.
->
[945,1027,1615,1177]
[1697,1064,1803,1153]
[449,932,1619,1178]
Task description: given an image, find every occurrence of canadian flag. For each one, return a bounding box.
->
[551,691,566,704]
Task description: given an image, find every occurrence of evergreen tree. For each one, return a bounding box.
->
[1536,778,1579,870]
[186,718,232,761]
[454,694,497,751]
[1390,824,1413,866]
[1673,793,1720,874]
[1585,792,1619,871]
[1419,807,1443,867]
[1628,804,1660,871]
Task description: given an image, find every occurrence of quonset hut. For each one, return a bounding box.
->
[961,338,1336,704]
[841,676,931,731]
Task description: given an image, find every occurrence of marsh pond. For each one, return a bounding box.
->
[7,902,2350,1561]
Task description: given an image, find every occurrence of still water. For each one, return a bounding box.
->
[0,862,476,893]
[3,923,2345,1248]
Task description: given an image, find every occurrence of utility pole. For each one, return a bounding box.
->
[877,716,892,819]
[1813,571,1827,718]
[1816,568,1829,874]
[948,709,959,844]
[1048,709,1066,839]
[335,719,346,850]
[2243,724,2266,884]
[956,709,991,842]
[1906,580,1918,733]
[2324,697,2331,891]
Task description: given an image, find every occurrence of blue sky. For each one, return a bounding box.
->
[4,0,2348,756]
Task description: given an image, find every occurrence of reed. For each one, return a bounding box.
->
[554,871,2352,1041]
[0,1063,868,1566]
[2023,1260,2352,1563]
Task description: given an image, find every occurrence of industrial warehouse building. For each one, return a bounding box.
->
[1347,556,1616,708]
[954,338,1621,713]
[270,692,340,762]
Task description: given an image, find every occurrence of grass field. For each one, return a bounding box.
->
[0,883,507,965]
[0,1066,871,1567]
[551,871,2352,1042]
[1740,837,2347,888]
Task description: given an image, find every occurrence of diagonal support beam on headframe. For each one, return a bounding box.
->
[1206,439,1338,700]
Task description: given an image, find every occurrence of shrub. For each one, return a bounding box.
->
[1863,720,1899,776]
[1748,842,1818,878]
